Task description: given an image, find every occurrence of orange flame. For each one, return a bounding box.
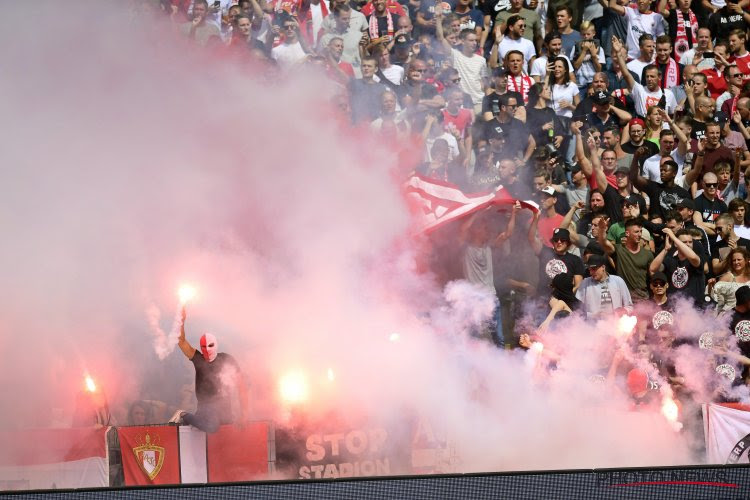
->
[279,371,309,404]
[616,314,637,338]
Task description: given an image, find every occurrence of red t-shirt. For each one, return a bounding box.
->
[701,67,727,101]
[731,52,750,84]
[442,108,473,139]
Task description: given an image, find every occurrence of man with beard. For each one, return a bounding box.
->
[630,148,690,222]
[621,118,658,158]
[654,35,681,90]
[492,0,541,51]
[729,29,750,84]
[494,15,536,70]
[599,218,654,301]
[649,228,705,306]
[712,213,750,275]
[180,0,221,46]
[695,121,735,173]
[170,308,249,433]
[613,37,677,118]
[595,152,646,218]
[626,35,656,88]
[692,172,727,238]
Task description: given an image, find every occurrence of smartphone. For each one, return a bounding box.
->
[703,51,715,58]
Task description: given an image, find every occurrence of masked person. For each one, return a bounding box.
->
[170,308,250,433]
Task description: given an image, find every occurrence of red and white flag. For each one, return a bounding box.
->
[118,426,180,486]
[703,403,750,464]
[404,174,538,234]
[0,428,108,490]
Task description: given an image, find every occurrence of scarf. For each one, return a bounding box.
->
[507,74,532,103]
[660,58,680,89]
[369,9,393,39]
[674,9,698,63]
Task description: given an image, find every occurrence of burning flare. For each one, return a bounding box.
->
[616,314,637,339]
[84,375,97,393]
[178,284,197,304]
[661,396,683,431]
[279,370,309,404]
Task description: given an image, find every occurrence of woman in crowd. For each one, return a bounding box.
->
[712,248,750,313]
[548,57,580,166]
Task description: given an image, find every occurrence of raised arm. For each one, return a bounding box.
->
[608,0,626,15]
[596,217,616,255]
[494,201,520,246]
[649,234,671,273]
[629,146,650,190]
[665,227,701,267]
[561,201,585,245]
[662,108,689,156]
[178,308,197,360]
[528,209,543,255]
[684,138,705,187]
[612,36,635,91]
[434,9,452,52]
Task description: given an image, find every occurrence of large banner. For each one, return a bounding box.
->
[703,403,750,464]
[274,421,413,480]
[206,423,271,482]
[118,426,180,486]
[0,428,108,490]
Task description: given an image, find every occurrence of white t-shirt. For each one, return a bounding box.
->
[624,7,665,60]
[271,42,307,69]
[631,82,676,117]
[551,82,579,118]
[626,58,651,82]
[529,54,573,80]
[497,36,536,69]
[451,48,489,105]
[642,149,685,182]
[375,65,405,86]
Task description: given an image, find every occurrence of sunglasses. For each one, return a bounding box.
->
[451,78,461,83]
[705,183,718,188]
[651,281,666,287]
[283,25,296,30]
[551,238,568,243]
[506,104,518,109]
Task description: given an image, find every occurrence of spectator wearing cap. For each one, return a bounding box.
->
[621,118,658,158]
[629,146,690,222]
[692,171,727,239]
[592,148,646,223]
[481,69,511,122]
[530,225,585,296]
[599,217,654,301]
[479,93,535,164]
[649,227,705,306]
[586,91,632,134]
[537,272,581,331]
[530,32,574,84]
[530,186,565,247]
[575,254,633,319]
[711,214,750,276]
[649,271,671,310]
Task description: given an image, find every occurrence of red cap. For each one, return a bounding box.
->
[627,369,649,395]
[628,118,646,129]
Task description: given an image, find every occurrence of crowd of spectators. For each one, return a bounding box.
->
[135,0,750,413]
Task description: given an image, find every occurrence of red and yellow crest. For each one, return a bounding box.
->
[132,433,165,480]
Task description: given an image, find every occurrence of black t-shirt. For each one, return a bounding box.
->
[690,118,707,141]
[708,9,745,43]
[526,106,562,146]
[368,13,401,39]
[693,194,727,226]
[602,184,646,223]
[395,81,438,108]
[537,247,585,295]
[711,237,750,263]
[481,117,529,159]
[663,253,705,305]
[729,307,750,378]
[621,140,659,157]
[641,180,690,221]
[192,352,240,422]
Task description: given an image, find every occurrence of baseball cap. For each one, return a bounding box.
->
[587,254,607,268]
[551,227,570,241]
[540,186,556,196]
[676,198,695,210]
[622,195,640,206]
[628,117,646,129]
[568,163,582,174]
[627,369,649,395]
[592,91,610,105]
[713,111,729,125]
[651,271,668,284]
[487,125,506,141]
